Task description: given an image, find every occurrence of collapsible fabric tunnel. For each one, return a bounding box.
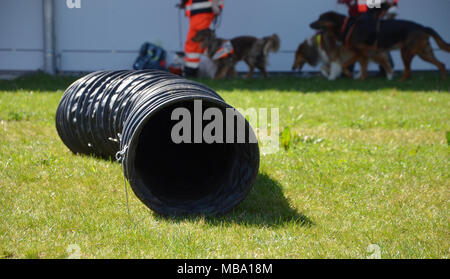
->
[55,70,260,216]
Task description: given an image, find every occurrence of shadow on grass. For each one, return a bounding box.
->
[0,71,80,92]
[156,173,313,228]
[1,71,448,93]
[196,71,450,93]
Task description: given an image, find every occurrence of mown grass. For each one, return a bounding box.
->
[0,72,449,259]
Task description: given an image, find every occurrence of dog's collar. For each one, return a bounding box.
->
[316,33,323,49]
[309,33,323,49]
[308,33,322,48]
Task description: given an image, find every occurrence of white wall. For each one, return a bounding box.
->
[0,0,43,71]
[1,0,449,72]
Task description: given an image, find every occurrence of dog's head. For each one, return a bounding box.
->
[192,29,216,49]
[292,39,319,71]
[310,11,345,31]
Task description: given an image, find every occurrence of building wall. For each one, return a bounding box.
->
[0,0,44,71]
[1,0,449,72]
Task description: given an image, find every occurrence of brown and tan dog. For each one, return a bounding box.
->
[310,11,450,80]
[293,31,391,80]
[292,31,355,80]
[192,29,280,79]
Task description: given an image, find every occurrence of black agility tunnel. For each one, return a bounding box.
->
[55,70,260,216]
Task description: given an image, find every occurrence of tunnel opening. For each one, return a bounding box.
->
[131,99,259,215]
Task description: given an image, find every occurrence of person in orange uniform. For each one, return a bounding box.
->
[178,0,224,78]
[366,0,398,20]
[337,0,368,17]
[338,0,398,19]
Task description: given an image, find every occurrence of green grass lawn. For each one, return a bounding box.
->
[0,72,449,259]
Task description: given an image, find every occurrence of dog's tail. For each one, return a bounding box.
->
[424,27,450,52]
[263,34,281,55]
[248,34,280,68]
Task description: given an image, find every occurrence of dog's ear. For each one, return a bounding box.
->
[200,40,209,50]
[321,20,336,28]
[310,19,335,30]
[192,29,210,42]
[311,11,340,30]
[192,31,201,42]
[210,29,217,39]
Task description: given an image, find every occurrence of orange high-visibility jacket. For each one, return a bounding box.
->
[357,0,368,13]
[183,0,224,69]
[184,0,224,17]
[184,13,215,68]
[357,0,399,13]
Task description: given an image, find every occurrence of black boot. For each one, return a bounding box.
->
[184,67,198,78]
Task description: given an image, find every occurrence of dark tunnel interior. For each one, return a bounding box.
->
[133,99,258,212]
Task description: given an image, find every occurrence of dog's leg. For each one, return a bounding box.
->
[258,67,268,78]
[229,65,236,78]
[400,48,413,81]
[227,66,237,79]
[329,61,342,80]
[386,70,394,81]
[359,58,369,80]
[371,53,394,80]
[321,65,330,80]
[243,59,255,79]
[417,42,447,80]
[245,66,255,79]
[341,55,360,78]
[214,64,228,80]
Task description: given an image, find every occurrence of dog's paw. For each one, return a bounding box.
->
[353,71,362,80]
[387,72,394,81]
[321,72,330,79]
[329,62,341,80]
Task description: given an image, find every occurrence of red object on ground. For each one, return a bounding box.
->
[168,66,183,76]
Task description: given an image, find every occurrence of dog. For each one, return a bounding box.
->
[292,31,354,80]
[192,29,280,79]
[171,51,217,79]
[310,11,450,80]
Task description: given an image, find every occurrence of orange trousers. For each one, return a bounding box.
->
[184,13,215,69]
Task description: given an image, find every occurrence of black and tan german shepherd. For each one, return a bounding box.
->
[310,11,450,80]
[192,29,280,79]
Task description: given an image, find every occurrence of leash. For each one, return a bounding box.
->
[212,12,222,32]
[341,16,350,34]
[343,11,390,51]
[372,11,391,50]
[122,170,131,218]
[115,142,154,226]
[116,144,131,218]
[341,16,360,48]
[177,8,184,51]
